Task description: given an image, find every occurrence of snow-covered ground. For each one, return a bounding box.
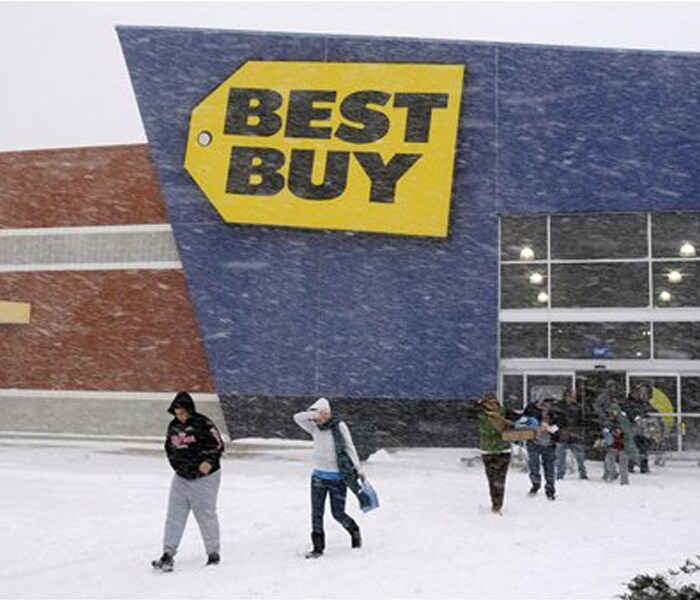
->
[1,438,698,600]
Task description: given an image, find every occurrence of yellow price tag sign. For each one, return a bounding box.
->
[185,61,465,237]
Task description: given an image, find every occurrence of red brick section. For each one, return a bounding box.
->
[0,144,168,228]
[0,270,214,391]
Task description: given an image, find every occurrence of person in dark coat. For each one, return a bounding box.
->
[554,388,588,480]
[477,392,514,515]
[622,386,652,473]
[151,392,225,572]
[524,397,561,501]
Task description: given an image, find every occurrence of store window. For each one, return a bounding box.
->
[551,213,647,260]
[629,376,679,452]
[501,265,549,309]
[501,323,548,358]
[502,374,525,411]
[681,377,700,451]
[551,322,650,359]
[629,376,678,412]
[527,374,572,404]
[681,377,700,413]
[653,262,700,307]
[682,419,700,451]
[500,216,547,262]
[551,263,648,308]
[655,322,700,359]
[652,212,700,259]
[499,211,700,369]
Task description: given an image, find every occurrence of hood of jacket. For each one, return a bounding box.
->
[308,397,331,414]
[168,391,196,416]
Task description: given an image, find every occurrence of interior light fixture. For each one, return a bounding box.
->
[659,290,672,303]
[667,270,683,283]
[536,291,549,304]
[679,242,696,257]
[529,272,544,285]
[519,246,535,261]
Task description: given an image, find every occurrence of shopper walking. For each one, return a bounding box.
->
[293,397,365,559]
[477,392,513,515]
[554,388,588,480]
[152,392,225,572]
[602,401,639,485]
[524,397,561,501]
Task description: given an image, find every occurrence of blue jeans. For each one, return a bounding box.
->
[311,474,358,535]
[526,442,556,497]
[555,441,588,479]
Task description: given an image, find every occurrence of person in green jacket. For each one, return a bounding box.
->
[477,392,514,515]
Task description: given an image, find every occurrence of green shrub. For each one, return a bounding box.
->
[621,556,700,600]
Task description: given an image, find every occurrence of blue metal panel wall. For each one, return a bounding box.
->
[118,27,498,401]
[118,28,700,402]
[497,45,700,214]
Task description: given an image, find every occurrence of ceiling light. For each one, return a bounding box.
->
[529,272,544,285]
[537,291,549,304]
[679,242,696,257]
[659,290,672,303]
[667,270,683,283]
[519,246,535,261]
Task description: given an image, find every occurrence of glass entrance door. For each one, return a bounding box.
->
[575,370,626,456]
[628,375,680,452]
[501,368,699,455]
[680,376,700,452]
[575,370,626,416]
[527,374,573,405]
[500,372,574,411]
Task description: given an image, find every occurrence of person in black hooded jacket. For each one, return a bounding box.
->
[151,392,225,572]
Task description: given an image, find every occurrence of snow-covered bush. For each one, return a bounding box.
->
[621,556,700,600]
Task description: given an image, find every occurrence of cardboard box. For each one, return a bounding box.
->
[502,429,537,442]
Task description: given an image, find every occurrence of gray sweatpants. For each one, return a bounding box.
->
[163,469,221,556]
[604,449,629,485]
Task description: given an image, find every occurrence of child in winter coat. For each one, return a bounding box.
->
[602,402,639,485]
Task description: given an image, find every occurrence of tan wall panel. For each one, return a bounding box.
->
[0,394,226,438]
[0,145,167,228]
[0,270,213,392]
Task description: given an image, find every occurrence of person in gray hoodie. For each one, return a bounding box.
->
[293,397,365,559]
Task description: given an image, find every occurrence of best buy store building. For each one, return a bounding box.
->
[116,27,700,453]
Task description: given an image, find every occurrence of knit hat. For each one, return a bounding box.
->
[309,397,331,413]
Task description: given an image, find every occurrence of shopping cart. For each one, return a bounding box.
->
[635,415,672,467]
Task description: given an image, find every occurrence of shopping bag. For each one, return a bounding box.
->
[358,479,380,513]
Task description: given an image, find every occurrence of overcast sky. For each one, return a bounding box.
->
[2,1,700,152]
